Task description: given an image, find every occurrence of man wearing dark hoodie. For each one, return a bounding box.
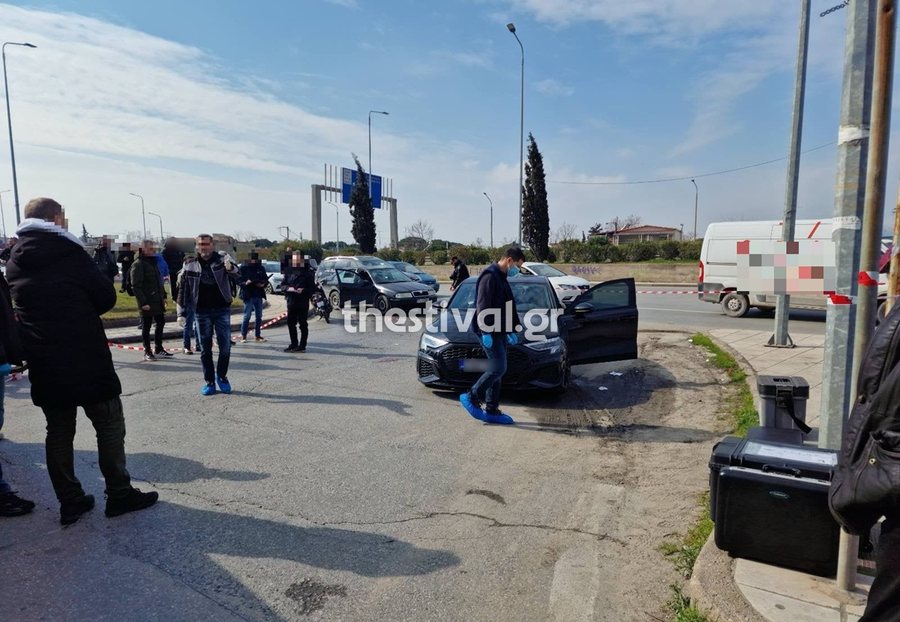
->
[6,198,158,525]
[131,240,172,361]
[459,246,525,425]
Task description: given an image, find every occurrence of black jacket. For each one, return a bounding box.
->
[131,255,167,314]
[450,261,470,288]
[474,263,520,335]
[93,245,119,280]
[239,262,269,300]
[0,273,23,367]
[6,230,121,407]
[280,268,315,308]
[162,247,185,274]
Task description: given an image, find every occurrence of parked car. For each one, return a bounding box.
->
[416,275,638,393]
[387,261,440,292]
[517,262,591,305]
[262,260,282,294]
[316,255,390,284]
[319,267,379,310]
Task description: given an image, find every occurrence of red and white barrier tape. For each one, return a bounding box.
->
[259,311,288,330]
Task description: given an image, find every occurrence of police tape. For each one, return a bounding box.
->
[259,311,288,330]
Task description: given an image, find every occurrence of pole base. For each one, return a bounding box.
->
[766,333,795,348]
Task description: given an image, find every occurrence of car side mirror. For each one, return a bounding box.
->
[438,299,448,309]
[573,302,594,315]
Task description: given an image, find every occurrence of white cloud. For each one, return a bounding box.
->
[534,78,574,97]
[322,0,359,8]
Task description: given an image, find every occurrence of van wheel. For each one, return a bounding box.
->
[722,293,750,318]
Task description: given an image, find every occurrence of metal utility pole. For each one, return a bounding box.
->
[507,23,524,246]
[129,193,147,240]
[368,110,389,204]
[819,0,879,594]
[148,211,164,243]
[771,0,811,348]
[889,190,900,313]
[691,179,699,239]
[484,192,494,248]
[0,189,9,239]
[2,42,36,225]
[327,201,340,251]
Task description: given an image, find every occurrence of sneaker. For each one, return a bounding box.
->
[60,494,95,525]
[105,488,159,518]
[255,336,266,342]
[155,350,174,358]
[143,352,157,362]
[201,383,216,396]
[239,336,247,343]
[484,409,515,425]
[0,491,35,517]
[284,345,299,352]
[460,392,485,421]
[296,347,306,353]
[183,348,194,355]
[216,377,232,394]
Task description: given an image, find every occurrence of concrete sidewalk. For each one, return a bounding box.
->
[691,328,871,622]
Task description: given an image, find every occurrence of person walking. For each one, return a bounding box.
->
[239,252,268,343]
[175,264,199,354]
[178,234,239,395]
[92,236,119,282]
[459,247,525,425]
[449,255,470,292]
[161,238,184,303]
[118,241,135,294]
[6,197,158,525]
[0,266,34,517]
[280,252,315,353]
[131,240,172,361]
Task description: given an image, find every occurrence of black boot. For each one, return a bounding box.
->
[105,488,159,518]
[60,494,95,525]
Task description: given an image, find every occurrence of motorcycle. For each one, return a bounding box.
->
[311,285,333,323]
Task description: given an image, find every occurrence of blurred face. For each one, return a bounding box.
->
[142,242,156,256]
[54,208,68,231]
[196,237,214,258]
[291,253,304,268]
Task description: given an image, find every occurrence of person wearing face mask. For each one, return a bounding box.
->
[280,252,315,353]
[459,246,526,425]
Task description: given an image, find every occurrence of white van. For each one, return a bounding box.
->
[698,219,886,317]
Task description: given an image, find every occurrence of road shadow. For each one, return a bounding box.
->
[507,421,719,443]
[126,452,271,484]
[227,392,414,416]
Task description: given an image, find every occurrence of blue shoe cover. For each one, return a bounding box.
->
[217,377,232,394]
[460,393,485,421]
[483,411,515,425]
[201,383,216,396]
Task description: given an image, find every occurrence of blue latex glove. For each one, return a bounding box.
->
[0,363,12,377]
[506,333,520,345]
[480,334,493,348]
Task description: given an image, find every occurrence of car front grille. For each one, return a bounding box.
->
[438,345,528,383]
[417,358,436,378]
[413,290,430,297]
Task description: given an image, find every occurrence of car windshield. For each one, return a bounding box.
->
[449,281,555,314]
[526,264,567,278]
[368,267,411,284]
[262,261,280,273]
[359,257,388,267]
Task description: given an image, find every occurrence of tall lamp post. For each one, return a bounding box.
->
[483,192,494,248]
[147,211,164,243]
[327,201,340,251]
[3,41,36,225]
[0,189,9,239]
[129,193,147,240]
[691,179,699,240]
[507,23,524,246]
[368,110,389,204]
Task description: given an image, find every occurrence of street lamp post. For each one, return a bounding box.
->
[0,189,9,239]
[327,201,340,251]
[368,110,389,205]
[691,179,699,240]
[147,211,163,243]
[129,192,147,240]
[507,23,524,246]
[3,41,36,225]
[483,192,494,248]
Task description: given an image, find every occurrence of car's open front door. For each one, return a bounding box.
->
[561,278,638,365]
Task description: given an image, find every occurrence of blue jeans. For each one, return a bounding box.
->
[182,305,199,350]
[196,308,232,384]
[241,297,264,338]
[470,336,507,412]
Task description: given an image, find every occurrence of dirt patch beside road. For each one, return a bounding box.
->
[522,331,733,620]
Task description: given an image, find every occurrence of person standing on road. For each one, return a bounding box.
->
[6,197,158,525]
[0,266,34,517]
[280,252,315,353]
[118,241,135,294]
[0,238,17,264]
[459,246,525,425]
[449,255,470,292]
[92,236,119,282]
[131,240,172,361]
[239,252,268,343]
[161,238,184,303]
[178,234,239,395]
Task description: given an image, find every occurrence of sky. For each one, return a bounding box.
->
[0,0,895,245]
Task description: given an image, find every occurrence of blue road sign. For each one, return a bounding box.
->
[341,167,382,208]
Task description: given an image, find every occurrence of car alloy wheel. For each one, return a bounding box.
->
[375,295,390,315]
[329,290,341,310]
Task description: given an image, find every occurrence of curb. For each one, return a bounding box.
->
[107,309,293,345]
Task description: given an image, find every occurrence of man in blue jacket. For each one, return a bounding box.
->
[460,246,526,425]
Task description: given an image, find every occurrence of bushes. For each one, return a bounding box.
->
[432,250,448,265]
[550,239,698,263]
[376,248,402,261]
[625,241,659,262]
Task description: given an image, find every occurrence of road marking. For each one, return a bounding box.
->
[638,306,719,315]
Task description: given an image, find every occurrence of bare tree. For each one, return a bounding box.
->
[588,215,642,236]
[553,222,578,243]
[404,219,434,243]
[233,231,258,242]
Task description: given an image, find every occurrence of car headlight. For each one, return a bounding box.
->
[559,284,579,290]
[420,333,449,351]
[426,288,435,295]
[525,337,562,354]
[396,292,413,299]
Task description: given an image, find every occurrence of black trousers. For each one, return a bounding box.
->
[287,302,309,349]
[142,311,165,353]
[41,397,132,503]
[170,279,179,307]
[862,514,900,622]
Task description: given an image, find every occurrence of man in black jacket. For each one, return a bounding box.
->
[239,253,268,343]
[131,240,172,361]
[280,252,315,352]
[92,236,119,282]
[449,255,470,291]
[117,241,135,294]
[161,238,185,303]
[459,247,525,425]
[0,269,34,517]
[6,198,158,525]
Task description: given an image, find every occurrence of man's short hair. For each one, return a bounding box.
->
[450,255,458,262]
[250,252,259,260]
[195,234,213,243]
[24,198,63,222]
[504,246,526,262]
[141,239,155,247]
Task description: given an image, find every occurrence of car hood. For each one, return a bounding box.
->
[426,309,561,343]
[548,275,591,287]
[377,281,431,294]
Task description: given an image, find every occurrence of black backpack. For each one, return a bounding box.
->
[829,302,900,535]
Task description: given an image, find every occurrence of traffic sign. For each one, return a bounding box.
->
[341,167,382,208]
